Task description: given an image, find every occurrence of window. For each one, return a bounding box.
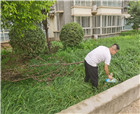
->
[107,28,111,33]
[81,0,85,6]
[103,1,107,6]
[0,32,10,42]
[75,0,80,6]
[74,0,92,6]
[102,28,106,34]
[82,17,90,27]
[112,16,115,26]
[86,1,91,6]
[75,16,90,27]
[75,16,91,35]
[117,16,121,26]
[93,15,122,35]
[108,0,112,6]
[84,29,91,35]
[93,28,100,34]
[75,17,80,25]
[0,29,10,42]
[93,16,96,27]
[94,0,101,7]
[108,16,111,26]
[114,0,121,7]
[96,16,100,27]
[112,27,114,33]
[102,15,107,27]
[101,0,121,7]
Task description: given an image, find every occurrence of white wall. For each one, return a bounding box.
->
[71,7,92,16]
[97,7,122,15]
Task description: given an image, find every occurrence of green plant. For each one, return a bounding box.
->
[9,25,46,57]
[60,22,84,47]
[2,32,140,114]
[1,1,55,30]
[120,30,140,36]
[127,1,140,31]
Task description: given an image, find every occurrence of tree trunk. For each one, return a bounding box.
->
[42,10,51,52]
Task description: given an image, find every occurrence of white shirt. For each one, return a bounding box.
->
[85,46,111,67]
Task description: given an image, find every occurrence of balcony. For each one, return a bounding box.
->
[97,6,122,15]
[71,6,92,16]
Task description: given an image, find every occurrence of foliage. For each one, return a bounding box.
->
[60,22,84,47]
[127,1,140,30]
[2,32,140,114]
[1,0,55,31]
[9,25,46,57]
[120,30,140,36]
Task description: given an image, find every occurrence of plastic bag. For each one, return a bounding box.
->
[106,78,118,83]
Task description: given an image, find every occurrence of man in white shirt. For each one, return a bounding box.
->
[84,44,120,88]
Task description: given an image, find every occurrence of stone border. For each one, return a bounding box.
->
[57,74,140,114]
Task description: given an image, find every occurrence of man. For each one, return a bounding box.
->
[84,44,120,88]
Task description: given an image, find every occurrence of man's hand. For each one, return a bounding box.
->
[104,64,113,80]
[108,73,113,80]
[108,75,113,80]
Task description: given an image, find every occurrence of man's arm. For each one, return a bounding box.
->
[104,64,112,80]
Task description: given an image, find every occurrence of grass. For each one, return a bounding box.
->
[1,31,140,114]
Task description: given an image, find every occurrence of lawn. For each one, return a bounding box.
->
[1,31,140,114]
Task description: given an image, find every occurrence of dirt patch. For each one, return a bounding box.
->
[1,42,11,48]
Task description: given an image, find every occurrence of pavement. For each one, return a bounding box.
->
[118,99,140,114]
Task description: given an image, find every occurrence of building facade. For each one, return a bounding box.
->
[53,0,132,40]
[0,0,132,43]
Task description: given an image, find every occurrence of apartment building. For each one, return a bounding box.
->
[1,0,132,43]
[53,0,132,40]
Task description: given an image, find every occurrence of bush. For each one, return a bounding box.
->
[60,22,84,47]
[9,25,46,57]
[120,30,140,36]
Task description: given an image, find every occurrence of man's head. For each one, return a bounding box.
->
[109,44,120,55]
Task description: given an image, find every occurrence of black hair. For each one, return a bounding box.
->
[112,43,120,50]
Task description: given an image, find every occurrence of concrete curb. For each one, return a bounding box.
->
[57,74,140,114]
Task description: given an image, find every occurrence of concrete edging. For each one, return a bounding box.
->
[57,74,140,114]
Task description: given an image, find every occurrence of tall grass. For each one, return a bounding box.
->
[1,32,140,114]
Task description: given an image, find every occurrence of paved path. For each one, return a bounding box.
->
[118,99,140,114]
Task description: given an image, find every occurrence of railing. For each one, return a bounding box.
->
[92,26,122,35]
[0,31,10,43]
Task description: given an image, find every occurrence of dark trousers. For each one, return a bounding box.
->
[84,60,98,88]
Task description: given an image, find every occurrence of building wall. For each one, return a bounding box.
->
[64,1,73,24]
[54,0,132,40]
[48,17,55,38]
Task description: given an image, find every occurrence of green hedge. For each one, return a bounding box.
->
[120,30,140,36]
[60,22,84,47]
[9,25,46,57]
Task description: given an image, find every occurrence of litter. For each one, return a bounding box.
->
[106,78,118,83]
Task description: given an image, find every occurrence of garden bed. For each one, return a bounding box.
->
[57,74,140,114]
[1,31,140,114]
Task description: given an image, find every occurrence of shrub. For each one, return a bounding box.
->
[120,30,140,36]
[60,22,84,47]
[9,25,46,57]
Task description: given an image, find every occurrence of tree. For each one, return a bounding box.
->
[1,0,55,51]
[127,1,140,31]
[41,10,51,51]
